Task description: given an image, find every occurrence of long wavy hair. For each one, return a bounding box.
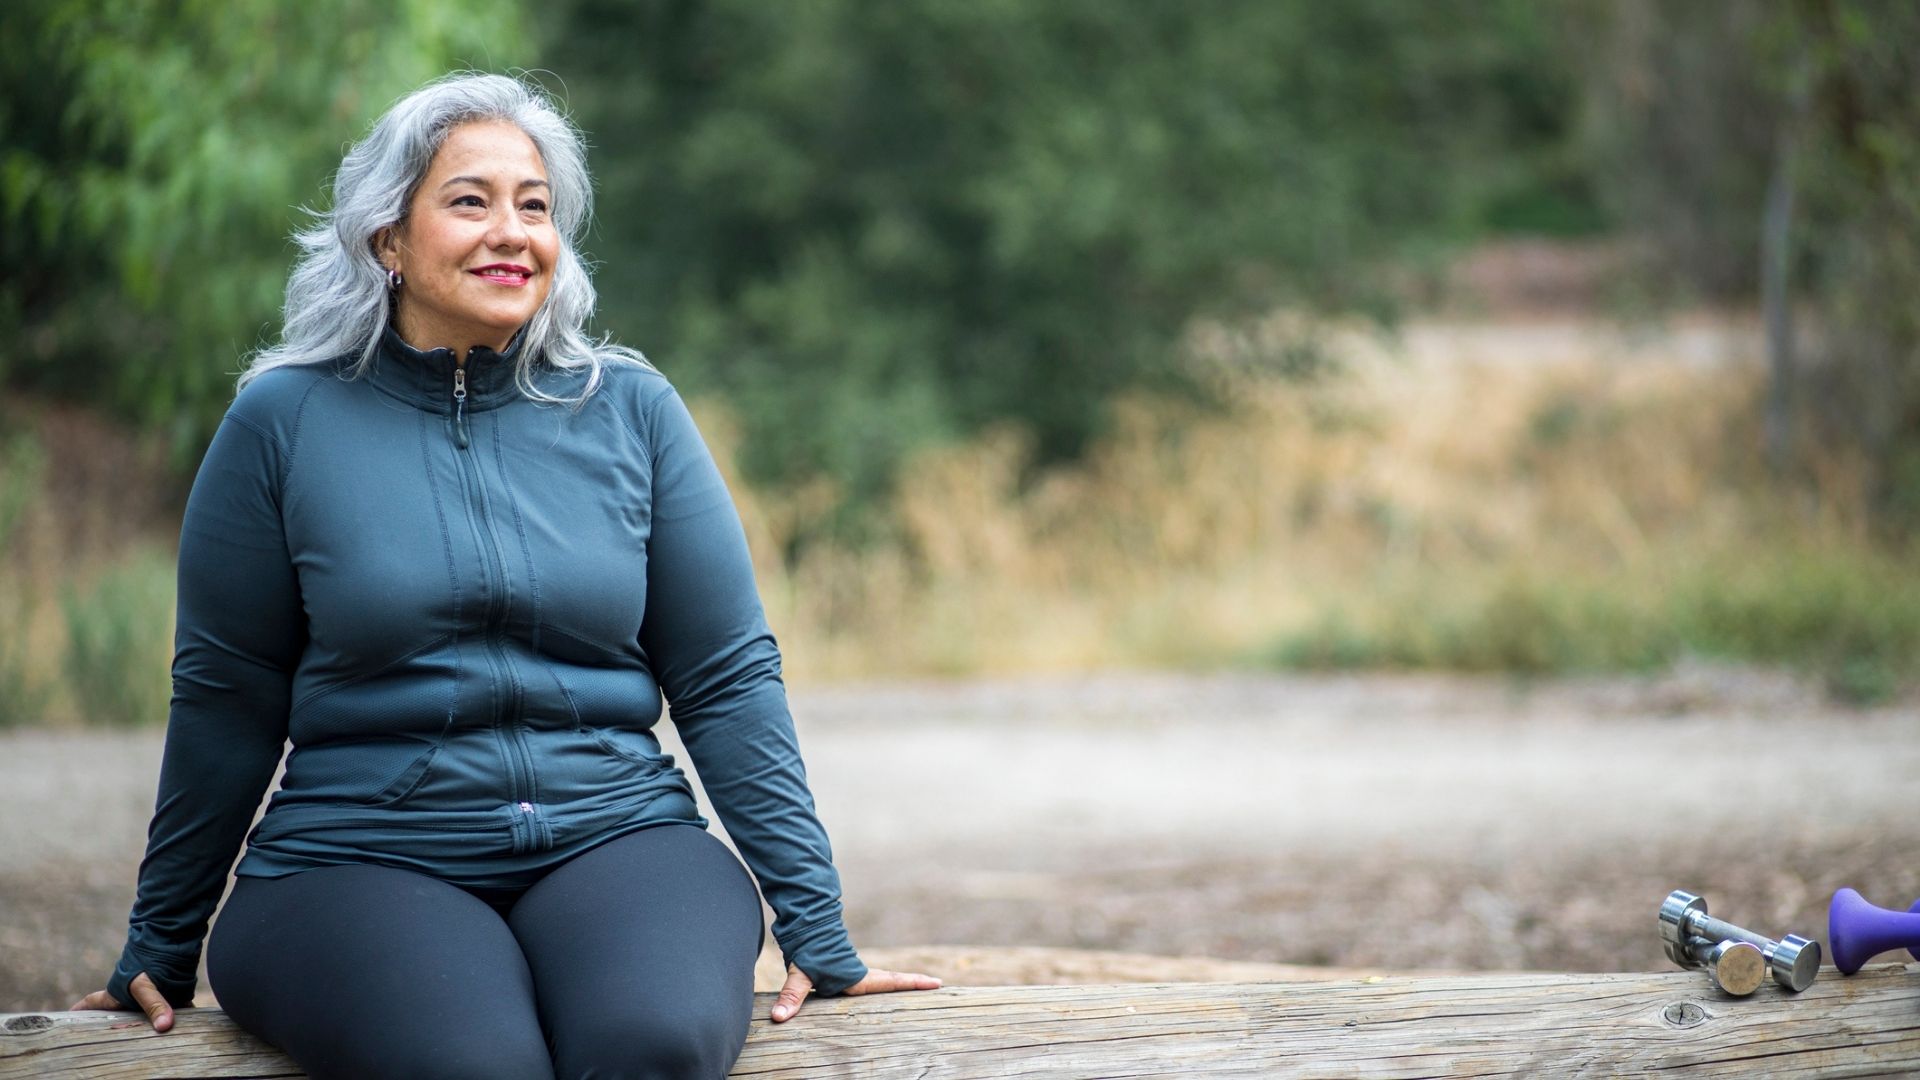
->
[238,72,647,403]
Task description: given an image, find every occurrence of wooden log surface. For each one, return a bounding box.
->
[6,965,1920,1078]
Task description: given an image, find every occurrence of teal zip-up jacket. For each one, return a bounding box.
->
[108,328,867,1007]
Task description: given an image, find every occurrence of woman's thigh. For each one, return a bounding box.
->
[208,865,553,1080]
[508,824,764,1080]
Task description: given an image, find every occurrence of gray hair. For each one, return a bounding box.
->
[239,72,647,402]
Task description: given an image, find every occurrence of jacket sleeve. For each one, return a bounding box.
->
[636,387,868,996]
[107,412,301,1008]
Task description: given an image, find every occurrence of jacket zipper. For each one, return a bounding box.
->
[447,361,539,835]
[452,366,470,448]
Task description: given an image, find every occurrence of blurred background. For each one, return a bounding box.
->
[3,0,1919,1014]
[5,0,1918,707]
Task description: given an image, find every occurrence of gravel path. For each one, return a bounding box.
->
[6,668,1917,1012]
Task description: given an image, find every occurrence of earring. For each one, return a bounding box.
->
[387,267,404,290]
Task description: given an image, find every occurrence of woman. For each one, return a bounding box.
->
[73,72,938,1079]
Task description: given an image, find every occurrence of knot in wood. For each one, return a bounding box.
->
[4,1015,55,1034]
[1662,1002,1707,1028]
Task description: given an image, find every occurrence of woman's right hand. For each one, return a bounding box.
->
[71,972,174,1032]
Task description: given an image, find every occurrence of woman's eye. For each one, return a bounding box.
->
[522,200,549,214]
[452,195,485,208]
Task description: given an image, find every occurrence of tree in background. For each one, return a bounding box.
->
[1572,0,1920,532]
[0,0,527,459]
[545,0,1577,531]
[1565,1,1777,300]
[1790,1,1920,528]
[3,0,1585,527]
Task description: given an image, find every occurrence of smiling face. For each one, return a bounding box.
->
[379,120,559,360]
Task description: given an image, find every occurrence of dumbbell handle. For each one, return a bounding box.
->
[1683,909,1776,952]
[1687,935,1729,964]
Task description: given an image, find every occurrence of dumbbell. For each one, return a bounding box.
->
[1827,888,1920,974]
[1658,890,1821,992]
[1680,935,1767,996]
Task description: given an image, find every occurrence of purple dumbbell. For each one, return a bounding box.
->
[1828,888,1920,974]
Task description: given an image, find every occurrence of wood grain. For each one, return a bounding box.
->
[7,965,1919,1078]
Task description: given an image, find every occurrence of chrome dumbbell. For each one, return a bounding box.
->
[1658,890,1821,992]
[1681,935,1767,996]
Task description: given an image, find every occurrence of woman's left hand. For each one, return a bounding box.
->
[770,964,942,1022]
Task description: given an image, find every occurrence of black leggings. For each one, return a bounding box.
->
[206,824,763,1080]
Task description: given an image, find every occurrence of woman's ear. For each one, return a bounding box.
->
[372,225,401,272]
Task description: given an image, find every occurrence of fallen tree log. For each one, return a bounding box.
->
[6,964,1919,1078]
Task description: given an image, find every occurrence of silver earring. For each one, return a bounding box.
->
[387,267,404,290]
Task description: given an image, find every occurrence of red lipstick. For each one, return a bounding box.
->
[470,263,534,286]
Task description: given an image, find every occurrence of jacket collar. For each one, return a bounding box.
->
[364,324,531,414]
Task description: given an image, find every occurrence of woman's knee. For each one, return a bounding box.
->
[358,1029,555,1080]
[552,1005,749,1080]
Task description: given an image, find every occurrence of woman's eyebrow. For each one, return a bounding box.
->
[437,176,551,191]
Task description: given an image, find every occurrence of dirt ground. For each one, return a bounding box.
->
[6,666,1918,1013]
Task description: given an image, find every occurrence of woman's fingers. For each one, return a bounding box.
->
[69,989,123,1011]
[129,974,175,1032]
[844,968,943,996]
[68,973,172,1032]
[769,965,946,1022]
[770,966,812,1023]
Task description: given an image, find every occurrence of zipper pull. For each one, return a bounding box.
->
[452,366,469,449]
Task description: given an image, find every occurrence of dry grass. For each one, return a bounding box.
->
[735,312,1908,692]
[0,401,179,727]
[3,311,1911,726]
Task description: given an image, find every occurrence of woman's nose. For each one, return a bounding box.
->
[486,206,529,250]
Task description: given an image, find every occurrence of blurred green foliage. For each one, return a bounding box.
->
[1273,545,1920,704]
[0,433,49,728]
[1573,0,1920,527]
[1,0,1582,516]
[546,0,1578,519]
[0,429,43,551]
[1,0,1914,540]
[59,545,176,726]
[1789,1,1920,529]
[0,0,528,461]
